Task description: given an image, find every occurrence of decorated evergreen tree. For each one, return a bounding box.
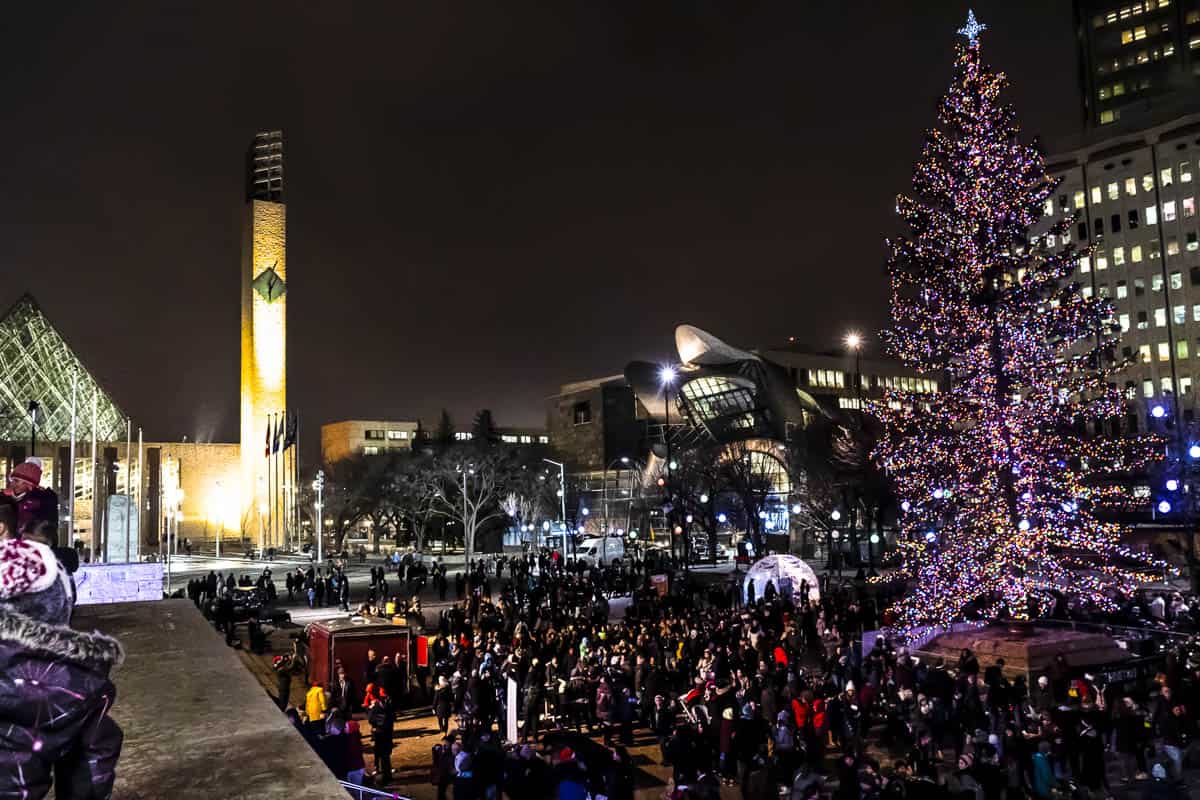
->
[873,12,1164,634]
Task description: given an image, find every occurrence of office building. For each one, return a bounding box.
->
[1073,0,1200,130]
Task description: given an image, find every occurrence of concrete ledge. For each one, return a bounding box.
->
[916,625,1130,680]
[71,599,347,800]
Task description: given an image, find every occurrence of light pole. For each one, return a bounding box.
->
[602,456,630,538]
[659,366,680,566]
[27,400,39,458]
[542,458,567,556]
[312,469,324,565]
[844,332,864,409]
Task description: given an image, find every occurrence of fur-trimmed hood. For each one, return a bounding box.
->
[0,605,124,671]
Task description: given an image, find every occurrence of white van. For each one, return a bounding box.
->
[577,536,625,566]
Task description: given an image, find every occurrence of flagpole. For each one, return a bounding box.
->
[125,417,132,562]
[137,426,143,560]
[267,412,274,555]
[91,390,99,563]
[276,410,283,550]
[67,370,77,550]
[294,411,301,553]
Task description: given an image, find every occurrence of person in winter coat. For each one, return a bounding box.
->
[1031,740,1054,799]
[3,460,58,541]
[344,719,366,784]
[434,675,454,735]
[367,689,395,784]
[305,682,327,730]
[0,530,124,800]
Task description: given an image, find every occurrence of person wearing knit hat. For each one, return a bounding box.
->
[4,458,59,544]
[0,534,124,799]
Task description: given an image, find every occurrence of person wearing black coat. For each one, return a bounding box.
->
[434,677,454,734]
[367,693,395,784]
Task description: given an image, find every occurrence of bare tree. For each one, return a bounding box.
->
[432,446,511,563]
[394,452,441,553]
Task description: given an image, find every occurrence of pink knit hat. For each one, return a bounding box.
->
[10,459,41,487]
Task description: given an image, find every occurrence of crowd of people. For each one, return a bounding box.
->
[241,537,1200,800]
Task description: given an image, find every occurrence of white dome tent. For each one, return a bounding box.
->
[743,554,820,604]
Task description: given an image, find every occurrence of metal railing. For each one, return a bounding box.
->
[337,781,413,800]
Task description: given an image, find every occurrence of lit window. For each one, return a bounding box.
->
[364,429,385,440]
[500,435,519,443]
[1184,197,1196,217]
[1139,344,1153,362]
[807,369,845,389]
[1189,232,1199,251]
[1134,25,1147,40]
[519,435,533,444]
[1172,271,1184,290]
[1143,378,1155,397]
[1143,174,1155,192]
[1098,284,1110,299]
[1043,199,1054,216]
[386,430,408,440]
[1146,205,1159,225]
[1132,244,1143,262]
[1113,82,1126,97]
[1125,177,1138,195]
[455,431,473,440]
[1117,280,1129,299]
[1161,167,1174,186]
[1074,190,1085,209]
[538,435,549,444]
[1114,246,1126,265]
[1175,305,1187,324]
[1153,274,1164,292]
[1082,285,1094,298]
[1159,342,1171,361]
[1107,181,1120,200]
[1080,255,1091,273]
[1096,252,1108,271]
[1179,340,1190,360]
[363,445,380,455]
[1135,277,1146,295]
[1137,310,1148,328]
[1182,162,1194,183]
[1091,186,1103,205]
[1120,313,1131,332]
[1156,307,1167,327]
[1122,29,1133,44]
[1162,376,1174,393]
[1182,377,1194,395]
[1193,303,1200,322]
[1168,237,1180,256]
[1164,200,1177,222]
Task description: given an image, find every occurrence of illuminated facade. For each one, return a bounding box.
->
[240,130,288,548]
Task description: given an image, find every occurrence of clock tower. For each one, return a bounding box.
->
[240,130,287,549]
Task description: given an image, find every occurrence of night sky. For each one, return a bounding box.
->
[1,1,1077,448]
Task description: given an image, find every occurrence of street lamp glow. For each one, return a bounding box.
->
[791,504,801,515]
[831,530,840,540]
[924,531,936,543]
[1018,519,1031,531]
[830,509,842,521]
[542,521,551,531]
[701,494,709,504]
[717,513,727,524]
[844,331,863,351]
[1152,404,1166,419]
[581,507,589,516]
[620,456,630,464]
[1190,444,1200,459]
[659,366,677,385]
[1159,500,1173,513]
[1166,479,1180,492]
[869,533,880,544]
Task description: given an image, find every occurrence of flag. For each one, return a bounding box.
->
[284,411,298,450]
[264,414,272,458]
[272,413,284,454]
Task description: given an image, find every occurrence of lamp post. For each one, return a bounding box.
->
[312,469,324,565]
[27,400,39,457]
[543,458,567,556]
[602,456,630,539]
[844,332,864,409]
[659,366,679,565]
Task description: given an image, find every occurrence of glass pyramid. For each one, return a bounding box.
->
[0,294,126,442]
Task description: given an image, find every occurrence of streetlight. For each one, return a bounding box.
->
[27,400,39,457]
[543,458,567,556]
[312,469,325,564]
[602,456,635,546]
[660,366,687,569]
[844,332,864,409]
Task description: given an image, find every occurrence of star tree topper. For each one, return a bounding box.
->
[957,9,986,46]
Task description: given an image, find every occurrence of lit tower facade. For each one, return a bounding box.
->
[240,130,287,548]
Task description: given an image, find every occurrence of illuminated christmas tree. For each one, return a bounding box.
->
[873,11,1164,634]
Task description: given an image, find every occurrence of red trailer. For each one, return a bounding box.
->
[305,617,411,692]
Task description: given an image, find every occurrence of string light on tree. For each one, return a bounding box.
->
[870,11,1165,636]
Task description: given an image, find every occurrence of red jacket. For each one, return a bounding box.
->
[811,698,827,732]
[773,645,788,666]
[792,698,810,729]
